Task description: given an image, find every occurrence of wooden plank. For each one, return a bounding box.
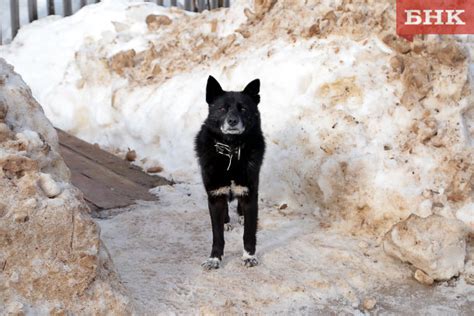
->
[63,0,73,16]
[70,171,136,210]
[57,129,171,188]
[170,0,177,6]
[80,0,87,8]
[60,146,157,210]
[10,0,20,39]
[28,0,38,22]
[47,0,55,15]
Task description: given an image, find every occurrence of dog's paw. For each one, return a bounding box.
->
[238,216,244,225]
[242,251,259,267]
[243,257,259,267]
[224,223,233,231]
[201,257,221,270]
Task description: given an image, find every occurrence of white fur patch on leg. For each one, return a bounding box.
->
[231,181,248,197]
[242,250,259,267]
[209,186,230,196]
[242,250,254,260]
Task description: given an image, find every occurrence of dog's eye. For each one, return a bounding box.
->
[238,104,246,112]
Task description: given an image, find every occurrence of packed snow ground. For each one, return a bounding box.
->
[98,184,473,314]
[0,0,473,313]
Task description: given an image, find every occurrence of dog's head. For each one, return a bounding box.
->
[205,76,261,136]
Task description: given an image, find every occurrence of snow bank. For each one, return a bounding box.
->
[0,0,473,237]
[0,59,132,314]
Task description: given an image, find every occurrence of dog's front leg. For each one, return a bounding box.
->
[202,194,227,270]
[239,191,259,267]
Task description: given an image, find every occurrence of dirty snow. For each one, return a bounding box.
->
[0,0,473,313]
[99,184,473,314]
[0,58,132,315]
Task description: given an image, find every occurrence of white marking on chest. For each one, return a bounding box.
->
[231,181,248,197]
[209,186,230,196]
[209,181,249,197]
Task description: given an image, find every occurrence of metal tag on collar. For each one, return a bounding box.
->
[226,154,233,171]
[215,142,232,156]
[214,142,240,171]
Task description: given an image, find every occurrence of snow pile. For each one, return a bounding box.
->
[383,214,467,281]
[0,59,132,314]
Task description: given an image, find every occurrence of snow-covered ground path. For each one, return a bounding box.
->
[98,183,473,314]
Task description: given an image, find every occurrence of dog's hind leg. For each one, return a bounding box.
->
[202,195,227,270]
[239,192,259,267]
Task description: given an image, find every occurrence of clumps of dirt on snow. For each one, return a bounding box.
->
[0,59,133,314]
[79,0,399,86]
[109,49,136,76]
[399,56,431,108]
[236,0,395,43]
[317,76,362,106]
[391,38,468,109]
[146,14,172,31]
[93,6,239,85]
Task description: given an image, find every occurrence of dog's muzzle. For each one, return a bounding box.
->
[221,119,245,135]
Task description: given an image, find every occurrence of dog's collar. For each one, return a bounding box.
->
[214,142,241,171]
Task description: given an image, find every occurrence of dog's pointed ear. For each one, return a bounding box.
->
[243,79,260,104]
[206,76,224,104]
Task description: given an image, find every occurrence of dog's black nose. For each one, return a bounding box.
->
[227,116,239,127]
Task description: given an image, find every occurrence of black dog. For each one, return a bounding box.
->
[195,76,265,270]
